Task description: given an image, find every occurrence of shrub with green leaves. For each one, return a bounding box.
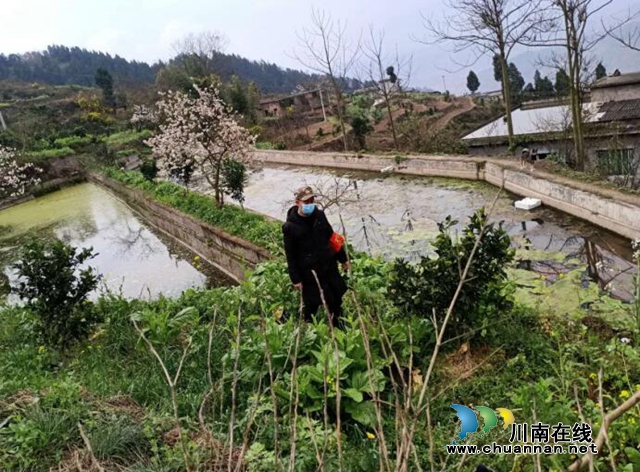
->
[11,240,102,349]
[139,159,158,181]
[222,158,248,205]
[389,208,514,337]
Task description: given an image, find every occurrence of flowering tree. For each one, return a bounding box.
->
[147,85,255,207]
[0,146,41,199]
[130,104,157,131]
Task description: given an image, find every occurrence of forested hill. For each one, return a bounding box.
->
[0,46,158,87]
[0,45,361,94]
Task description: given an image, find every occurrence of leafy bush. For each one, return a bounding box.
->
[139,159,158,181]
[389,208,514,337]
[11,240,102,349]
[222,158,248,204]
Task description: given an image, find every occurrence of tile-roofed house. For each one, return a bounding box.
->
[597,98,640,122]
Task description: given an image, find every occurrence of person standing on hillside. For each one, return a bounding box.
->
[282,186,350,324]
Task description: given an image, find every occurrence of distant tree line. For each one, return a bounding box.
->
[466,57,608,102]
[0,44,365,95]
[0,45,157,87]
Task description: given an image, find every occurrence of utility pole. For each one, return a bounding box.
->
[442,75,448,93]
[0,111,6,131]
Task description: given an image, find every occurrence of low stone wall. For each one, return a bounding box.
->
[90,174,271,283]
[254,149,640,241]
[254,149,483,180]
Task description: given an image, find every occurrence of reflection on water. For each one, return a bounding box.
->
[0,183,232,301]
[228,165,636,301]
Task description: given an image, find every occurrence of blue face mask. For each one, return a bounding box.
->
[301,203,316,216]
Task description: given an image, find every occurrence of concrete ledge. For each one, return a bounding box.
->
[90,174,271,283]
[254,149,640,241]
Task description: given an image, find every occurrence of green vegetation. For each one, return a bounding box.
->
[390,209,514,334]
[53,135,96,148]
[103,168,281,252]
[1,219,639,470]
[104,129,151,147]
[25,147,74,160]
[11,240,101,350]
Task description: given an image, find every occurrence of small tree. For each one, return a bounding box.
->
[389,208,514,337]
[555,68,571,97]
[0,146,41,199]
[95,68,116,110]
[12,240,101,349]
[222,158,248,207]
[595,62,607,80]
[466,70,480,94]
[147,85,255,207]
[347,94,375,149]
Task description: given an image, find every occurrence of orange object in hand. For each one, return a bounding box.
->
[329,232,345,253]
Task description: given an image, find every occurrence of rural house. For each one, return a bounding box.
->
[258,88,326,118]
[462,70,640,181]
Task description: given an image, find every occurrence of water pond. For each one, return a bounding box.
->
[229,165,636,301]
[0,183,232,301]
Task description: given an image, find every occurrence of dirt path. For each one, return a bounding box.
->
[429,96,476,131]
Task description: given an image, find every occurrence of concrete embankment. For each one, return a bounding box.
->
[254,149,640,241]
[90,174,271,283]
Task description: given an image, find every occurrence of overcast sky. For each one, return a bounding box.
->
[2,0,639,91]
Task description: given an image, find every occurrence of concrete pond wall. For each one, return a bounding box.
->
[90,174,271,283]
[254,149,640,241]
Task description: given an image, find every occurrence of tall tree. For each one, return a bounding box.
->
[466,70,480,94]
[543,0,635,170]
[361,26,412,150]
[171,31,229,78]
[555,68,570,96]
[533,69,555,97]
[595,62,607,80]
[508,63,525,99]
[422,0,552,152]
[293,8,359,151]
[95,68,116,109]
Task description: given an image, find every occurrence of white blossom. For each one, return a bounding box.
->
[130,105,157,126]
[146,85,255,206]
[632,238,640,262]
[0,146,41,199]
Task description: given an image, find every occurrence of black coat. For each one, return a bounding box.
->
[282,206,348,308]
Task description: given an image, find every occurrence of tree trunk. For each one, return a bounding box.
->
[214,162,222,208]
[332,84,349,152]
[384,89,399,150]
[564,13,586,171]
[499,51,515,152]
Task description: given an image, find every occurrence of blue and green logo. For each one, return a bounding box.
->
[450,405,515,444]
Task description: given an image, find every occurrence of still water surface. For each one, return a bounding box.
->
[231,165,636,300]
[0,183,231,300]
